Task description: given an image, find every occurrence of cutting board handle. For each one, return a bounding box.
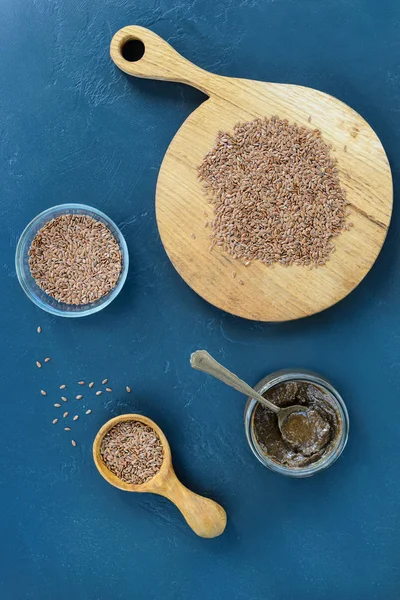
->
[110,26,218,96]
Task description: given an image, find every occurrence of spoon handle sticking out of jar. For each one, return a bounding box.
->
[190,350,280,414]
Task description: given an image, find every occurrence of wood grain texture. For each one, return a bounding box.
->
[93,414,227,538]
[111,26,393,321]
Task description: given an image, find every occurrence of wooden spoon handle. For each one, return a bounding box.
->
[110,26,216,95]
[160,470,226,538]
[190,350,280,413]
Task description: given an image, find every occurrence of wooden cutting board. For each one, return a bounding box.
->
[110,26,393,322]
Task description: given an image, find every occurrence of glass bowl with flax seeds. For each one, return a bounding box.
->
[244,369,349,477]
[15,204,129,317]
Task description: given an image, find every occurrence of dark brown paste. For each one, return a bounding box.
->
[252,381,342,469]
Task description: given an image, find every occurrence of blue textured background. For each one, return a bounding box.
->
[0,0,399,598]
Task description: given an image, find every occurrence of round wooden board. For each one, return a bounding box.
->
[111,26,393,321]
[156,82,392,321]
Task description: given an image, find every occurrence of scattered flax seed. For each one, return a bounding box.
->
[41,390,47,396]
[100,420,164,485]
[78,381,85,385]
[76,395,83,400]
[204,221,208,228]
[54,403,61,408]
[203,210,208,217]
[28,214,122,305]
[190,233,196,239]
[52,419,58,425]
[44,357,51,363]
[96,391,102,396]
[71,440,77,447]
[102,379,108,385]
[198,116,349,267]
[64,427,71,431]
[63,412,69,418]
[85,409,92,415]
[89,382,94,388]
[344,145,347,152]
[126,386,131,393]
[61,397,68,402]
[73,415,79,421]
[232,271,237,279]
[36,361,42,368]
[37,326,41,334]
[106,388,112,392]
[60,384,66,390]
[308,116,312,123]
[238,279,244,285]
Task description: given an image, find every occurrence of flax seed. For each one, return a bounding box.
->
[198,116,348,267]
[64,427,71,431]
[76,395,83,400]
[61,397,67,402]
[52,419,58,424]
[63,412,69,418]
[36,361,42,368]
[73,415,79,421]
[71,440,77,447]
[96,391,102,396]
[85,409,92,415]
[102,379,108,385]
[41,390,47,396]
[89,382,94,388]
[28,214,122,305]
[37,326,42,333]
[54,403,61,408]
[44,357,51,363]
[105,388,112,392]
[126,386,131,393]
[78,381,85,385]
[100,420,163,485]
[60,384,66,390]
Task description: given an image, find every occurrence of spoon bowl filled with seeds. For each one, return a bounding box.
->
[15,204,129,317]
[93,414,227,538]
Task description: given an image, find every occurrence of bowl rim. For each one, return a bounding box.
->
[244,369,349,478]
[15,203,129,317]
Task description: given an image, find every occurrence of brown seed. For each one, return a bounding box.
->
[190,233,196,239]
[73,415,79,421]
[52,419,58,424]
[60,384,66,390]
[100,420,163,485]
[71,440,77,447]
[102,379,108,385]
[232,271,237,279]
[44,357,51,363]
[85,409,92,415]
[238,279,244,285]
[198,116,348,267]
[96,391,102,396]
[126,386,131,393]
[63,412,69,418]
[78,381,85,385]
[89,382,94,388]
[308,116,312,123]
[40,390,47,396]
[61,396,67,402]
[36,361,42,368]
[105,388,112,392]
[344,145,347,152]
[64,427,71,431]
[54,403,61,408]
[28,214,122,305]
[76,395,83,400]
[37,326,41,334]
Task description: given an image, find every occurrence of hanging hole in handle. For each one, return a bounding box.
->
[121,38,145,62]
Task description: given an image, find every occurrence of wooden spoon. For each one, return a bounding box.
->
[190,350,304,433]
[93,413,226,538]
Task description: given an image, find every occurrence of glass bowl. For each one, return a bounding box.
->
[15,204,129,317]
[244,369,349,478]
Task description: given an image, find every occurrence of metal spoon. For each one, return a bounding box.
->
[190,350,305,433]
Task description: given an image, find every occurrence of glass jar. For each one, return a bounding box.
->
[244,369,349,478]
